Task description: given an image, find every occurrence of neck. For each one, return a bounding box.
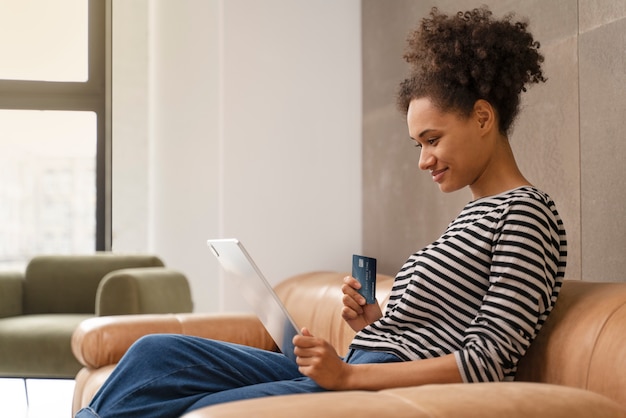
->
[469,136,531,200]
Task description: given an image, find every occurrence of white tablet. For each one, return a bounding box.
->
[207,238,300,363]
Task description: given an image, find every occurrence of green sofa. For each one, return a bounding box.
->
[0,253,193,379]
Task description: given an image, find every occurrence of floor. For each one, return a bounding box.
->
[0,378,75,418]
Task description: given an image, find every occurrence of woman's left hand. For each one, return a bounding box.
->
[293,328,351,390]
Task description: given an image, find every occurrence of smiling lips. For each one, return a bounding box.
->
[430,168,448,183]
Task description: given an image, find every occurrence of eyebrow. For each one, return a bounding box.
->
[418,129,436,139]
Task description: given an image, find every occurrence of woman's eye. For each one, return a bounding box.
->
[410,136,438,148]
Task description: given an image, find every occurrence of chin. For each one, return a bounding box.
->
[438,183,465,194]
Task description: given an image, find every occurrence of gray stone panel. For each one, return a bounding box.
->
[510,38,582,280]
[579,16,626,281]
[579,0,626,33]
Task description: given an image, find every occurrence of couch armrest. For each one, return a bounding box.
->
[95,267,193,315]
[72,313,278,369]
[0,271,24,318]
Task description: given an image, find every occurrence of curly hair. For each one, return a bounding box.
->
[397,6,546,135]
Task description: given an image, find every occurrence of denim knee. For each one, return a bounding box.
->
[123,334,194,364]
[129,334,177,353]
[74,406,100,418]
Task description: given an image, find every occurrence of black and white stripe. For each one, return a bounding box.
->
[350,186,567,382]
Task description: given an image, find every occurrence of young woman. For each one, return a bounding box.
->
[76,6,566,417]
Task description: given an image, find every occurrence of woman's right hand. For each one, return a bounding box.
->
[341,276,383,332]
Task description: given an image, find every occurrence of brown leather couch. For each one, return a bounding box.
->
[71,271,626,417]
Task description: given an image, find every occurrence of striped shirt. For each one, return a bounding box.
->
[350,186,567,382]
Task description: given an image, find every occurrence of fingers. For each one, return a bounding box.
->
[293,330,326,362]
[342,276,366,308]
[342,276,366,321]
[342,275,361,291]
[341,306,359,321]
[293,328,317,349]
[342,293,365,314]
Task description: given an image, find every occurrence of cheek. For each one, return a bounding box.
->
[443,140,483,178]
[454,135,483,163]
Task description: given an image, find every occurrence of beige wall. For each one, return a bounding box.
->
[362,0,626,282]
[113,0,363,312]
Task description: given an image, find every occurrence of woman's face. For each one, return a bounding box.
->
[406,97,493,195]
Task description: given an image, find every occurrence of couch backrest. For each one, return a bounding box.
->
[276,273,626,409]
[516,280,626,409]
[24,254,165,314]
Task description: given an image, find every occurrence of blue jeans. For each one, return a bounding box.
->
[75,334,401,418]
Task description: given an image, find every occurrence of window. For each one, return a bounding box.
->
[0,0,110,270]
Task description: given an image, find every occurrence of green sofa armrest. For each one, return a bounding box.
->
[0,272,24,318]
[95,267,193,316]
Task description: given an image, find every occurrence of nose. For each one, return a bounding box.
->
[418,147,435,171]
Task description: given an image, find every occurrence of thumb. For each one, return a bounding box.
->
[301,327,313,337]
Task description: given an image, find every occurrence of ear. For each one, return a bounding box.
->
[473,99,496,133]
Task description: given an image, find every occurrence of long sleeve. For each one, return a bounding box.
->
[351,187,567,382]
[455,196,566,381]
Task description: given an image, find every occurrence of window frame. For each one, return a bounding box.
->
[0,0,111,251]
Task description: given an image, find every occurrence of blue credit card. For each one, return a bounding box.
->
[352,254,377,304]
